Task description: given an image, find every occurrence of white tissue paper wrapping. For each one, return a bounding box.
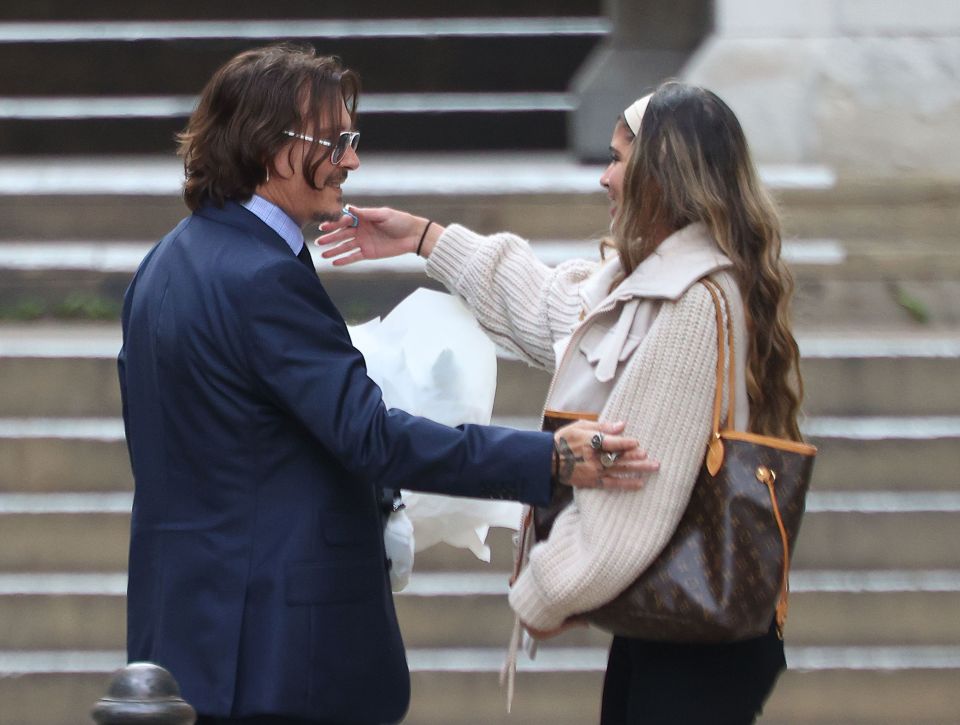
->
[347,288,524,590]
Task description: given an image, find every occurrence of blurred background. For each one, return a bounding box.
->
[0,1,958,723]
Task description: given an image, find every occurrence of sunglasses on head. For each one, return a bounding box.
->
[282,129,360,165]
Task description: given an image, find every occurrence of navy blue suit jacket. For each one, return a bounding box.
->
[118,201,553,723]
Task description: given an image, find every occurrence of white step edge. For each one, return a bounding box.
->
[3,646,960,676]
[0,17,611,44]
[0,238,846,272]
[3,333,959,360]
[3,570,960,597]
[0,92,577,119]
[2,415,960,442]
[0,492,133,513]
[3,490,960,515]
[491,415,960,440]
[803,416,960,440]
[0,418,125,439]
[0,573,128,595]
[500,337,960,360]
[0,155,837,196]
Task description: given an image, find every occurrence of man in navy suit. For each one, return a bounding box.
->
[119,45,651,724]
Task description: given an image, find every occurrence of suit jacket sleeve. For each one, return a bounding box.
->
[238,257,554,506]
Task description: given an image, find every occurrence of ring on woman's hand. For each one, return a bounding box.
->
[600,451,619,468]
[590,432,604,451]
[342,207,360,228]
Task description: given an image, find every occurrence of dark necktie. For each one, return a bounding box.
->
[296,243,315,273]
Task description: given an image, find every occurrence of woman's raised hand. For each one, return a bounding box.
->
[314,206,443,266]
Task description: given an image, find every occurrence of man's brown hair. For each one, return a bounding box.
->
[177,44,359,211]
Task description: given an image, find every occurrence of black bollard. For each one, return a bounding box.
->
[91,662,196,724]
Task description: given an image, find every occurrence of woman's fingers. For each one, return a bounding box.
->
[330,250,364,267]
[317,211,356,233]
[317,238,356,258]
[314,228,355,249]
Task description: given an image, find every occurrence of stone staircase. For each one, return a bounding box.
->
[2,2,960,724]
[0,0,606,156]
[2,161,960,723]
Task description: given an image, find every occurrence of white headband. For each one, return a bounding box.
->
[623,94,652,136]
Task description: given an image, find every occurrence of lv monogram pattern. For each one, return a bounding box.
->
[583,435,814,641]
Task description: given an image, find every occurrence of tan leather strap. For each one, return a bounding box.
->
[700,279,729,474]
[701,277,793,639]
[542,409,599,424]
[756,466,791,638]
[722,429,817,456]
[714,280,737,429]
[700,277,736,430]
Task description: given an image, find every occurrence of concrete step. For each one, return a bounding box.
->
[0,105,575,157]
[4,570,959,651]
[0,420,130,492]
[1,157,958,244]
[0,0,602,21]
[0,28,602,96]
[0,14,606,153]
[494,340,960,417]
[409,664,960,725]
[500,413,960,493]
[2,416,960,493]
[399,570,960,650]
[2,492,958,572]
[0,154,843,241]
[1,650,958,724]
[0,506,130,572]
[0,357,123,418]
[809,424,960,491]
[5,239,960,328]
[1,413,959,491]
[407,658,960,725]
[412,499,960,573]
[3,323,960,416]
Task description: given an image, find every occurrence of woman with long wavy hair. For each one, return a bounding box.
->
[317,80,804,724]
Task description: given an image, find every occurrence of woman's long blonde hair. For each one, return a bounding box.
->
[612,81,803,440]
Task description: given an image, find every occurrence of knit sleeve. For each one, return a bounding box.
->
[424,224,597,371]
[508,284,722,630]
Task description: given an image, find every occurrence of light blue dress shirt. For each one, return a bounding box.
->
[240,194,305,256]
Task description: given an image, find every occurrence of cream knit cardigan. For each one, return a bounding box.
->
[425,224,746,631]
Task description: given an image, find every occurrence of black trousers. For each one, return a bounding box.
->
[599,622,786,725]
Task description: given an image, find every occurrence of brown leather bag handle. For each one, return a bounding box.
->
[701,278,733,474]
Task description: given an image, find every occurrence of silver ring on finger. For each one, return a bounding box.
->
[600,451,619,468]
[590,432,604,451]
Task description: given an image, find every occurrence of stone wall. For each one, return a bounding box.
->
[681,0,960,178]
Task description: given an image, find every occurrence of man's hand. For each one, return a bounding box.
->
[553,420,658,491]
